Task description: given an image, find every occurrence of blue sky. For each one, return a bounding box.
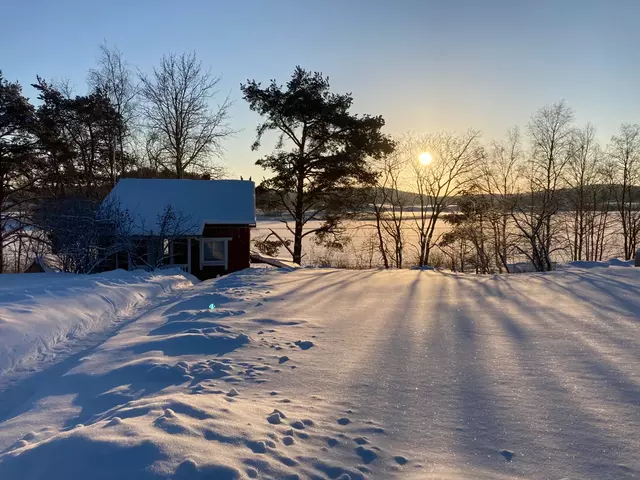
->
[2,0,639,179]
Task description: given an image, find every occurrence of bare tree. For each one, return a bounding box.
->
[608,123,640,259]
[88,43,138,183]
[35,197,135,273]
[131,204,199,270]
[408,130,483,267]
[562,124,614,261]
[139,52,233,179]
[478,127,523,272]
[369,150,409,268]
[36,197,198,273]
[511,101,574,271]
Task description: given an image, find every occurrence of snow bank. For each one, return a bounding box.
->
[0,269,198,384]
[563,258,635,269]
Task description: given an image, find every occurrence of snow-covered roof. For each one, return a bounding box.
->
[103,179,256,235]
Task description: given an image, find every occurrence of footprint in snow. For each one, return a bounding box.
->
[501,450,514,461]
[394,455,409,465]
[295,340,314,350]
[356,445,378,464]
[291,420,305,429]
[246,440,267,454]
[267,409,286,424]
[246,467,258,478]
[337,417,351,425]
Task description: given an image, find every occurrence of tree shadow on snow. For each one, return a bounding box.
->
[470,276,639,478]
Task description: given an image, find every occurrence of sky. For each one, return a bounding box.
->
[2,0,640,180]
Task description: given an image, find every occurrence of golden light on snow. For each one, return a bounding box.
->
[418,152,433,165]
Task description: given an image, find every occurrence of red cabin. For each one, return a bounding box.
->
[102,178,256,280]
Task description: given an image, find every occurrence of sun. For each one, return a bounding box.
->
[418,152,433,165]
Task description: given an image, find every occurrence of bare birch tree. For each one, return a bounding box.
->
[139,52,233,179]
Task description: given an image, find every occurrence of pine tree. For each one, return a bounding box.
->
[0,72,38,273]
[242,67,394,264]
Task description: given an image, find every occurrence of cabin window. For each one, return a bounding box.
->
[200,238,230,270]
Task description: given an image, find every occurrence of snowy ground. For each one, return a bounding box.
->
[0,266,638,479]
[0,270,198,389]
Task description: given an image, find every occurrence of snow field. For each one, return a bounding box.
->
[0,264,638,479]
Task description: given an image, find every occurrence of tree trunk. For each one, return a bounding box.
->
[176,160,183,179]
[374,208,389,269]
[292,166,305,265]
[293,221,303,265]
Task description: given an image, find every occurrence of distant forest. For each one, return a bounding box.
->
[3,44,640,273]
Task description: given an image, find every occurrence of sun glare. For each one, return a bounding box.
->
[419,152,433,165]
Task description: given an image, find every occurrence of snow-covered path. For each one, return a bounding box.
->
[0,267,638,479]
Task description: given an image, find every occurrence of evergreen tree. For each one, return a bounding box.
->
[32,78,124,197]
[242,67,394,264]
[0,72,38,273]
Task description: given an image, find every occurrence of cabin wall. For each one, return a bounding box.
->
[190,225,251,280]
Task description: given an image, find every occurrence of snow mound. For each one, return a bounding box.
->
[0,269,197,385]
[563,258,635,269]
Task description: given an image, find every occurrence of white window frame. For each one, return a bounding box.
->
[199,237,231,271]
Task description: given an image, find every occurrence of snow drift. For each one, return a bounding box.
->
[0,269,198,385]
